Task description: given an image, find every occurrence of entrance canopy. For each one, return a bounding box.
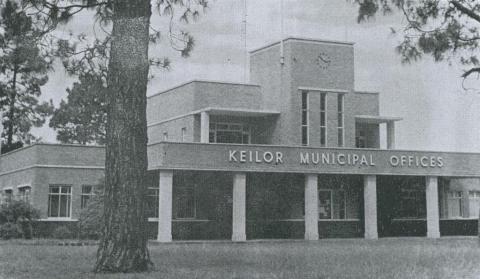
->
[148,142,480,177]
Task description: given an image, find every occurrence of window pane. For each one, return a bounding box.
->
[82,185,92,194]
[320,128,326,146]
[318,191,332,219]
[320,94,326,111]
[302,127,308,146]
[81,196,90,209]
[49,195,59,217]
[50,187,59,194]
[174,187,195,219]
[338,191,346,219]
[302,91,308,109]
[61,187,70,194]
[302,111,307,125]
[320,112,326,126]
[337,94,343,112]
[338,129,344,146]
[60,195,68,217]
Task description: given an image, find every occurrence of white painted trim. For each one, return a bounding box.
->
[148,218,211,222]
[249,37,354,54]
[148,166,480,178]
[0,165,104,177]
[38,218,78,222]
[318,219,360,222]
[147,107,280,128]
[298,87,349,94]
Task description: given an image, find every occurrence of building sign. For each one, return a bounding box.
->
[228,150,444,169]
[149,143,480,177]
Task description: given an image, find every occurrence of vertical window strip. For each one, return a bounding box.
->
[301,91,309,146]
[181,127,187,142]
[337,94,344,147]
[320,93,327,146]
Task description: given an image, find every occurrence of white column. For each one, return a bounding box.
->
[304,174,319,240]
[386,121,395,149]
[426,176,440,238]
[200,111,210,143]
[157,171,173,242]
[232,173,247,242]
[364,175,378,239]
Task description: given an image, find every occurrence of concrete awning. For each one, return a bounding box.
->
[355,115,402,124]
[202,107,280,117]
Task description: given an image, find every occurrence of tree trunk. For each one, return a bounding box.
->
[6,66,17,146]
[94,0,152,273]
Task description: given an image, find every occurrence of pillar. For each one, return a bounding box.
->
[157,171,173,242]
[386,121,395,149]
[364,175,378,239]
[232,173,246,241]
[200,111,210,143]
[304,174,319,240]
[426,176,440,238]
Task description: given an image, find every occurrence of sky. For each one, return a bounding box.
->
[34,0,480,153]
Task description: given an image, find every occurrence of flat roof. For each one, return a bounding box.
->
[148,80,261,99]
[203,107,280,117]
[250,37,355,54]
[355,115,403,124]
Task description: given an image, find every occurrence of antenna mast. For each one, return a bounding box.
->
[242,0,248,82]
[280,0,285,65]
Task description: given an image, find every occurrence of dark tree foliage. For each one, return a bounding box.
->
[0,0,54,149]
[21,0,209,273]
[353,0,480,80]
[49,73,107,145]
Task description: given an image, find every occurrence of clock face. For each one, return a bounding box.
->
[315,52,331,70]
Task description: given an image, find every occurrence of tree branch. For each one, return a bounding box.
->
[450,0,480,24]
[461,67,480,78]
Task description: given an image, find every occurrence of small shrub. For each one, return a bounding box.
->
[52,226,73,239]
[79,181,104,239]
[0,223,20,240]
[0,200,39,239]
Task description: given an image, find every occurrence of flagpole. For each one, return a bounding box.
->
[280,0,285,65]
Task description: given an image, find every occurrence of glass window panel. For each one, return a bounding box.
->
[302,91,308,109]
[50,187,59,194]
[302,112,307,125]
[337,95,343,112]
[320,94,326,111]
[318,190,332,219]
[49,195,59,217]
[338,191,346,219]
[82,185,92,194]
[59,195,68,217]
[302,127,308,146]
[338,129,344,146]
[320,128,326,146]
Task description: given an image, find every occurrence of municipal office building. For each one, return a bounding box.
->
[1,38,480,241]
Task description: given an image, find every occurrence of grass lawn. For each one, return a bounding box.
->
[0,238,479,279]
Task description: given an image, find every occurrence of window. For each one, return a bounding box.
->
[48,185,72,218]
[163,132,168,141]
[3,189,12,205]
[398,188,426,218]
[318,190,332,219]
[337,94,344,147]
[18,186,31,204]
[181,127,187,142]
[146,187,159,218]
[318,189,346,219]
[301,91,309,146]
[320,93,327,146]
[356,129,367,148]
[447,191,463,218]
[469,191,480,218]
[81,185,95,209]
[173,185,195,219]
[209,122,251,144]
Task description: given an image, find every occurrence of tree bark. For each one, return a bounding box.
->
[94,0,152,273]
[6,66,18,146]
